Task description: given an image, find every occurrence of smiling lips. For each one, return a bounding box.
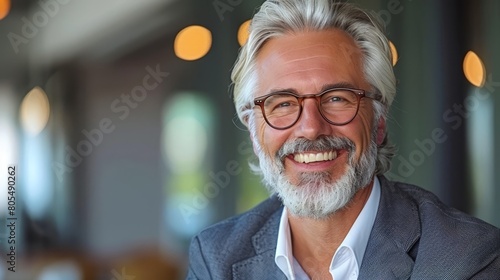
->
[293,150,338,164]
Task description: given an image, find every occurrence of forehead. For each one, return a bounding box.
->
[255,29,367,95]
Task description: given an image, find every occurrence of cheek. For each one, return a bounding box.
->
[257,120,287,157]
[351,108,375,159]
[255,118,272,151]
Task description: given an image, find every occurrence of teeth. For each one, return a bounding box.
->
[315,153,324,161]
[293,150,338,163]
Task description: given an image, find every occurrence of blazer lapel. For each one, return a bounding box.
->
[232,203,287,280]
[359,176,420,279]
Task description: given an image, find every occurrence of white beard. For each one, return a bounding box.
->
[254,134,377,220]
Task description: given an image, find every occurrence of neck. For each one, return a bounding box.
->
[287,180,374,277]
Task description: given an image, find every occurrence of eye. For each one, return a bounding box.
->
[265,94,298,112]
[329,96,343,102]
[322,90,355,105]
[277,101,291,107]
[325,96,345,103]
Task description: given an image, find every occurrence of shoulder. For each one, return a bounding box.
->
[195,195,282,251]
[381,176,498,233]
[187,195,283,279]
[379,176,500,277]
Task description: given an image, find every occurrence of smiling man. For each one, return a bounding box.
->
[187,1,500,279]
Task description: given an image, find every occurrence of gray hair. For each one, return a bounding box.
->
[231,0,396,175]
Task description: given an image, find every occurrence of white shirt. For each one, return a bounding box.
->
[275,177,381,280]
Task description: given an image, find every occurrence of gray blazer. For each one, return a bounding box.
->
[187,176,500,279]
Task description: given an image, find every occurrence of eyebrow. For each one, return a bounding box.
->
[266,82,358,95]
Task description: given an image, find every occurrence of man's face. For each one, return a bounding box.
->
[251,29,383,218]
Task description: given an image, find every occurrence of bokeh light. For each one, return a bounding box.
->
[161,93,212,174]
[164,115,207,174]
[238,20,251,46]
[20,86,51,136]
[463,50,486,87]
[174,25,212,61]
[38,261,82,280]
[23,135,54,219]
[389,40,398,66]
[0,0,10,20]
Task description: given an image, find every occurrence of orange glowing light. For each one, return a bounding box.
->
[0,0,11,20]
[463,51,486,87]
[174,25,212,61]
[238,20,251,47]
[389,41,398,66]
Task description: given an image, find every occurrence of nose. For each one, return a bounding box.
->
[292,98,332,140]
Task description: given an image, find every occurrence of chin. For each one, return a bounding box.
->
[276,167,361,219]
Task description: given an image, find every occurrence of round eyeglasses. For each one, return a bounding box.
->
[253,87,370,130]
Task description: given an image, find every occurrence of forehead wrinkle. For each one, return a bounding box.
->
[273,47,358,61]
[266,49,362,71]
[270,65,332,82]
[283,54,342,64]
[275,41,352,53]
[272,68,331,82]
[266,81,357,96]
[262,40,359,61]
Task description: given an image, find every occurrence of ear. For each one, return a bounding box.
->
[376,117,386,146]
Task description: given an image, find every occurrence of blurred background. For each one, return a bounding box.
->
[0,0,499,279]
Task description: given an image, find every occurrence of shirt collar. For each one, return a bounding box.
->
[336,176,381,269]
[275,206,295,279]
[274,177,381,279]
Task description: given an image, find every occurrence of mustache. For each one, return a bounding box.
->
[276,136,355,161]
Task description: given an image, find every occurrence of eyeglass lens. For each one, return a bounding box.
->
[262,89,360,128]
